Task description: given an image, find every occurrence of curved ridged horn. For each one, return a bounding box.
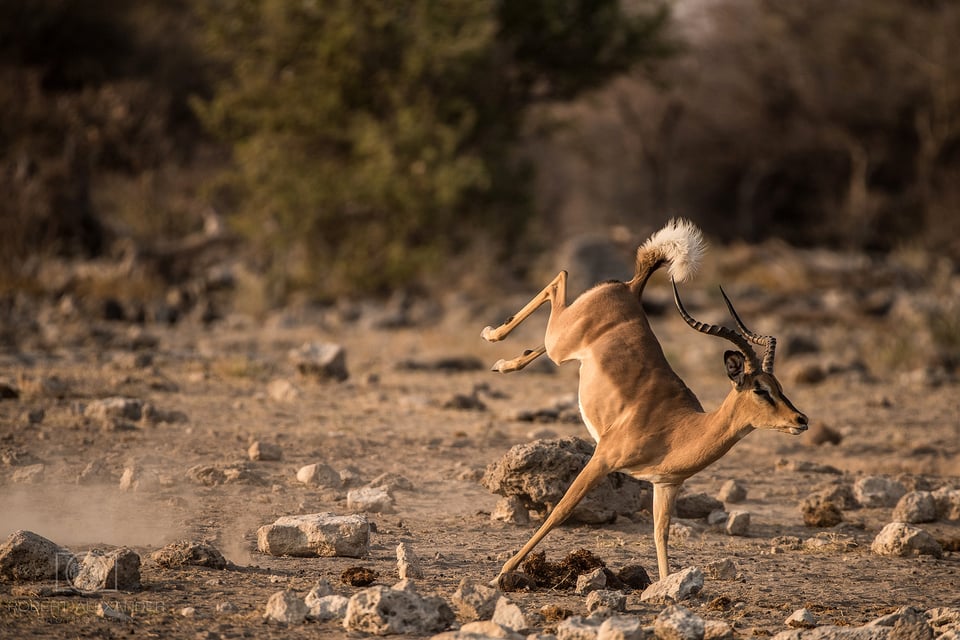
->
[718,286,777,373]
[672,280,761,374]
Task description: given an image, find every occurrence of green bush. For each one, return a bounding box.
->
[194,0,670,299]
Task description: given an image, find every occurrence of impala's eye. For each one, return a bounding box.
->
[753,385,775,405]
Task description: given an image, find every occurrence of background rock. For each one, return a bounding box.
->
[343,582,454,635]
[263,589,308,624]
[151,540,227,569]
[854,477,907,508]
[871,522,942,558]
[641,568,704,604]
[257,513,369,557]
[655,605,705,640]
[892,492,937,524]
[0,530,75,583]
[73,548,141,591]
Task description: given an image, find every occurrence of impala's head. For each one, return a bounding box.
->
[721,350,808,434]
[673,281,808,435]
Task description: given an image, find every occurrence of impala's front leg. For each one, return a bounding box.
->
[652,482,681,581]
[491,345,546,373]
[481,271,568,343]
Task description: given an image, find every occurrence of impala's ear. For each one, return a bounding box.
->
[724,350,745,387]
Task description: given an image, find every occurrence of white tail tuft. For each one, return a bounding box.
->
[639,218,706,283]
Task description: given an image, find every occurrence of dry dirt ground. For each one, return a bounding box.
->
[1,271,959,639]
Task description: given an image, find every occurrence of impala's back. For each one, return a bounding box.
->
[548,279,704,444]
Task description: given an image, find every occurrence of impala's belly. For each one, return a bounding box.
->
[580,401,600,442]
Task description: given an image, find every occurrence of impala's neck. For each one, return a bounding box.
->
[677,389,755,474]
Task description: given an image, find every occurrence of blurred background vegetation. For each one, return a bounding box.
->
[1,0,958,306]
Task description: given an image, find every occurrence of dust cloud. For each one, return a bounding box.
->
[0,484,183,549]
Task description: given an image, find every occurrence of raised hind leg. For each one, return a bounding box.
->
[491,344,546,373]
[481,271,568,343]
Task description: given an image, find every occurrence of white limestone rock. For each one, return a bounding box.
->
[576,567,608,595]
[451,578,501,620]
[654,605,705,640]
[289,342,349,381]
[853,476,906,508]
[717,479,747,504]
[256,512,369,557]
[640,567,704,604]
[787,609,818,629]
[396,541,424,579]
[248,441,282,461]
[598,615,649,640]
[296,462,342,488]
[492,596,529,632]
[586,590,627,614]
[343,582,454,635]
[492,495,530,525]
[557,615,603,640]
[72,548,141,591]
[892,491,937,524]
[725,511,751,536]
[0,530,76,583]
[870,522,942,558]
[347,486,396,513]
[263,589,308,624]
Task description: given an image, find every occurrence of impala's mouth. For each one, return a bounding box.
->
[774,424,807,435]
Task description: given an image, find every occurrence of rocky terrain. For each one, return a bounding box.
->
[0,242,958,638]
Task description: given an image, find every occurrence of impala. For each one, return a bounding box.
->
[481,219,808,583]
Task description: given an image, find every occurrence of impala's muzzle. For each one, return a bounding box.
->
[786,413,808,435]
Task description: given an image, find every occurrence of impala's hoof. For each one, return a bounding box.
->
[491,359,508,373]
[494,571,534,592]
[481,326,497,342]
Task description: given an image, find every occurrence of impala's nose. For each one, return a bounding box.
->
[796,413,809,431]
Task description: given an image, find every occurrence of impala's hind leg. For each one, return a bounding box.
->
[481,271,568,343]
[494,452,612,584]
[491,344,546,373]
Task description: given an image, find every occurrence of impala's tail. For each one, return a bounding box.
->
[628,218,705,296]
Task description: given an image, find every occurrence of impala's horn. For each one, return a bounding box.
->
[718,286,777,374]
[672,280,762,374]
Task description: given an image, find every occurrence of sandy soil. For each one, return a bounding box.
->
[0,281,958,638]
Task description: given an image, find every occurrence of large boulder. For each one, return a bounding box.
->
[481,437,651,524]
[0,530,76,583]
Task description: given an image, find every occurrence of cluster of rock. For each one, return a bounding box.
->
[776,606,960,640]
[293,460,413,513]
[800,474,959,558]
[262,558,712,638]
[4,394,190,487]
[670,487,752,538]
[79,396,188,431]
[0,530,142,592]
[0,529,225,594]
[265,578,454,634]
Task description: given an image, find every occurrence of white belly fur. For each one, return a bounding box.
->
[577,386,601,443]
